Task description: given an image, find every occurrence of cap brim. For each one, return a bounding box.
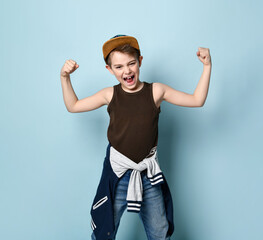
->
[102,36,140,60]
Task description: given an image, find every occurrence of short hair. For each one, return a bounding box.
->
[105,44,141,68]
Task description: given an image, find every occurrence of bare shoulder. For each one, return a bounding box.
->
[152,82,166,93]
[152,82,176,99]
[102,86,114,105]
[152,82,166,108]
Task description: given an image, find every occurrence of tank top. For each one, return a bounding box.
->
[107,81,161,163]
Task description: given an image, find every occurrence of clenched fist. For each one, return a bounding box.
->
[60,59,79,77]
[196,48,211,65]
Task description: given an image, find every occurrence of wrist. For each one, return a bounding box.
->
[203,62,212,69]
[60,73,70,80]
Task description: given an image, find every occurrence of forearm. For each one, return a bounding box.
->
[60,75,78,112]
[193,63,212,106]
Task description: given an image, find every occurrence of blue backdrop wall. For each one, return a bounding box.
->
[1,0,262,240]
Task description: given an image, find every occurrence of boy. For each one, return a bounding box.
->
[60,35,211,240]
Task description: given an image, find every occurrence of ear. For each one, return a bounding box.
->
[139,56,143,67]
[106,65,114,75]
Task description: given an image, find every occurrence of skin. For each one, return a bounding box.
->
[105,51,144,93]
[60,47,211,112]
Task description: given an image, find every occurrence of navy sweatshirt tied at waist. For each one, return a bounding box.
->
[90,142,174,240]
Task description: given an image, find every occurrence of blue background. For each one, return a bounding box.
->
[1,0,262,239]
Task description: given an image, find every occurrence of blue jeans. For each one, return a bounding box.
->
[91,169,170,240]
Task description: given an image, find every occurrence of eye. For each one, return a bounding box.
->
[130,62,136,65]
[116,66,121,69]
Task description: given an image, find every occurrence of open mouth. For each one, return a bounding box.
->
[123,75,135,83]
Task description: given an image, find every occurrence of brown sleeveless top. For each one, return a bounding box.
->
[107,81,161,163]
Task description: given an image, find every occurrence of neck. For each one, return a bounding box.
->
[121,81,144,93]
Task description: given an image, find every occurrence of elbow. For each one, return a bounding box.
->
[67,102,78,113]
[199,101,205,107]
[194,99,204,107]
[193,95,203,107]
[193,96,204,107]
[67,107,75,113]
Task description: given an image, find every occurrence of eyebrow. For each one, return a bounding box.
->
[113,60,136,67]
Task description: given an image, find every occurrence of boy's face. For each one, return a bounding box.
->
[106,51,143,92]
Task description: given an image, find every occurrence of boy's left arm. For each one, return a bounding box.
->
[159,47,211,107]
[194,47,212,106]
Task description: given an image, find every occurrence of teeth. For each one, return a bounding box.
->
[124,75,133,80]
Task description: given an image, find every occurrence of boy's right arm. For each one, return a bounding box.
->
[60,59,109,113]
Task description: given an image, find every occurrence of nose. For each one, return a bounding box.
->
[124,65,132,74]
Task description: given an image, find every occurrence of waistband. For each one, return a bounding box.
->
[109,144,164,212]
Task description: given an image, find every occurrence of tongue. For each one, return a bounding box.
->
[127,78,133,83]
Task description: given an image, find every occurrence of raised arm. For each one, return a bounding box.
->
[155,83,201,107]
[69,87,111,113]
[156,47,211,108]
[60,59,110,113]
[193,47,212,106]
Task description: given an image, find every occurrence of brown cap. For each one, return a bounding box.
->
[102,35,140,61]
